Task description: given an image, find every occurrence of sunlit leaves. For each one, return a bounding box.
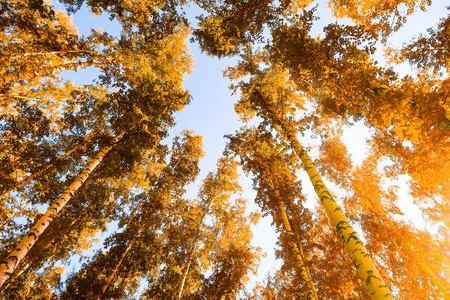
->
[1,0,450,299]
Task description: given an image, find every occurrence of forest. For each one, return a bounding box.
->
[0,0,449,299]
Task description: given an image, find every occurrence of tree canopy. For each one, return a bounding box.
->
[0,0,449,299]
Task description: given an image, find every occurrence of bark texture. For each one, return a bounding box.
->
[257,90,393,300]
[0,132,124,287]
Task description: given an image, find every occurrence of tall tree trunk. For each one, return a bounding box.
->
[256,90,393,300]
[177,247,195,300]
[99,224,141,297]
[344,171,450,298]
[0,262,30,296]
[0,203,93,291]
[176,198,214,299]
[0,132,124,287]
[1,200,98,290]
[261,168,318,299]
[0,132,96,199]
[0,60,105,85]
[296,237,320,298]
[404,242,449,298]
[278,200,318,300]
[0,202,30,228]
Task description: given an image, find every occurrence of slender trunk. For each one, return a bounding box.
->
[177,248,195,300]
[8,262,29,283]
[336,249,366,299]
[404,244,449,298]
[177,198,214,299]
[0,253,55,295]
[0,201,95,291]
[344,172,450,298]
[0,132,96,199]
[261,169,318,299]
[0,262,30,295]
[99,200,159,296]
[0,202,30,228]
[418,262,449,298]
[0,60,105,85]
[295,237,320,299]
[0,132,124,287]
[99,227,140,297]
[256,90,393,300]
[278,200,318,300]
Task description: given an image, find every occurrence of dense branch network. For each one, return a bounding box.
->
[0,0,448,299]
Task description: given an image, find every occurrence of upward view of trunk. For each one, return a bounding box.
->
[0,202,30,228]
[176,198,214,300]
[2,200,97,290]
[177,245,195,300]
[100,223,141,296]
[401,235,449,298]
[418,260,449,298]
[0,132,96,198]
[278,200,318,300]
[344,171,450,298]
[0,132,124,287]
[261,170,318,299]
[0,60,105,85]
[256,90,393,300]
